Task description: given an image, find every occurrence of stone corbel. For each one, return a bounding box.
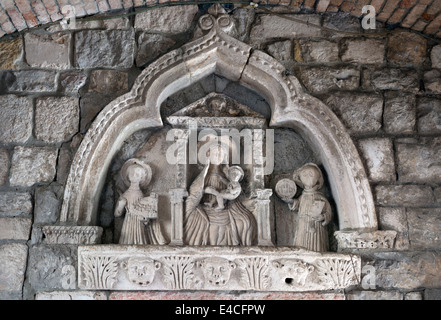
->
[43,225,103,245]
[334,230,397,251]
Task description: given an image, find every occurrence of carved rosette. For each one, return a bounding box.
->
[77,246,361,291]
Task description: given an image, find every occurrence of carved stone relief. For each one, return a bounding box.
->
[78,245,361,292]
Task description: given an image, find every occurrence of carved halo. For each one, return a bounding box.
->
[121,158,152,188]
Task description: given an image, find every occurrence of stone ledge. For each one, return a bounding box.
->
[43,226,103,245]
[334,230,397,250]
[78,245,361,292]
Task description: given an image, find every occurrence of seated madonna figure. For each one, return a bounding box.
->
[184,143,257,246]
[114,158,167,245]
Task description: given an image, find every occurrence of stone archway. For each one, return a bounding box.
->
[59,5,377,234]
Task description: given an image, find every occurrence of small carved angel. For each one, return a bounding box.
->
[114,158,167,245]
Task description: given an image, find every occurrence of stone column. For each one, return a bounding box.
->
[256,188,274,246]
[169,188,188,246]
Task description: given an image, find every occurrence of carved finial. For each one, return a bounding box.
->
[208,4,227,17]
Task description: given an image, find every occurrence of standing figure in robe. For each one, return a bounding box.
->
[114,158,167,245]
[287,163,332,252]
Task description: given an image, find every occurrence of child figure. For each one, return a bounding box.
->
[204,165,244,211]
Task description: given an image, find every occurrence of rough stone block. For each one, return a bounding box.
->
[136,33,175,67]
[358,138,395,182]
[35,291,108,300]
[0,148,8,186]
[322,13,361,37]
[134,5,198,34]
[0,95,33,144]
[35,96,79,143]
[396,138,441,184]
[24,32,71,69]
[375,185,434,207]
[0,37,23,70]
[423,69,441,94]
[383,92,416,134]
[435,187,441,205]
[266,40,292,61]
[27,245,77,291]
[34,186,62,224]
[3,70,57,92]
[323,92,382,134]
[80,94,116,133]
[341,38,385,64]
[88,70,129,95]
[407,208,441,250]
[417,97,441,134]
[424,289,441,300]
[297,67,360,94]
[0,217,32,240]
[250,14,322,42]
[59,71,87,93]
[377,207,409,250]
[431,44,441,69]
[74,30,135,69]
[387,30,427,66]
[295,40,338,63]
[362,68,419,92]
[404,292,423,300]
[0,243,28,292]
[346,290,403,300]
[9,146,58,187]
[0,192,33,217]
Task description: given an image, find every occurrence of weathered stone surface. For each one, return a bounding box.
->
[0,217,32,240]
[109,291,345,300]
[59,71,87,93]
[435,187,441,205]
[362,251,441,290]
[0,243,28,292]
[383,92,416,134]
[417,97,441,134]
[387,30,427,66]
[424,289,441,300]
[4,70,57,92]
[232,7,255,42]
[431,44,441,69]
[404,292,423,300]
[35,291,108,300]
[323,92,382,134]
[341,38,385,64]
[322,13,361,37]
[43,226,103,244]
[24,32,71,69]
[266,40,292,61]
[134,5,198,34]
[47,17,130,32]
[396,138,441,184]
[358,138,395,182]
[0,192,32,216]
[35,96,79,143]
[423,69,441,94]
[74,30,135,69]
[34,186,61,224]
[297,67,360,94]
[0,95,32,144]
[407,208,441,250]
[27,245,77,291]
[80,94,116,133]
[0,148,8,186]
[375,185,434,207]
[378,207,409,250]
[9,146,58,187]
[136,33,175,67]
[362,68,419,92]
[0,37,23,70]
[250,14,322,42]
[295,40,338,63]
[346,290,403,300]
[88,70,129,95]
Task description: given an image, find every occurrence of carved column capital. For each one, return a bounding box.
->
[169,188,189,203]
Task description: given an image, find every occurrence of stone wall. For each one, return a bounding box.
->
[1,4,441,300]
